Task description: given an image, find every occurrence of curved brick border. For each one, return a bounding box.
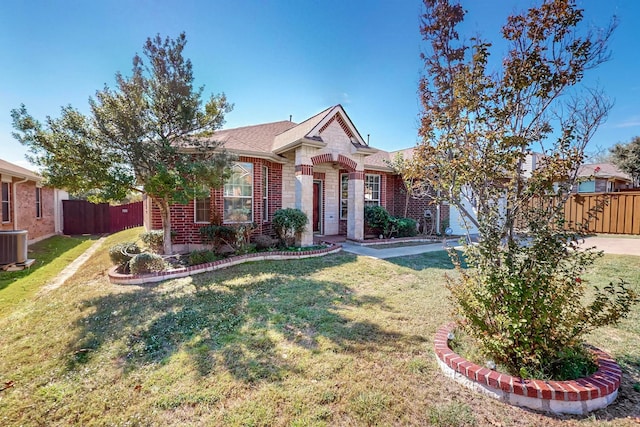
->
[109,244,342,285]
[434,323,621,415]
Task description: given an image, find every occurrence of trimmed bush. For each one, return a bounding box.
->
[394,217,417,237]
[273,208,307,247]
[188,250,219,266]
[129,252,166,275]
[108,242,141,272]
[140,230,164,254]
[364,206,391,231]
[199,224,237,251]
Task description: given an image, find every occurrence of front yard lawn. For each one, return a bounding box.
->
[0,228,638,426]
[0,234,97,316]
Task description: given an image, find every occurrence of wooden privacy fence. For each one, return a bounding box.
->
[63,200,143,235]
[564,192,640,235]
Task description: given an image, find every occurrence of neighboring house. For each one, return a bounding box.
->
[0,158,67,243]
[144,105,447,251]
[575,163,633,193]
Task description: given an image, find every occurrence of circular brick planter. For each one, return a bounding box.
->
[109,244,342,285]
[434,323,621,415]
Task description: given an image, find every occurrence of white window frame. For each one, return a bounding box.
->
[1,181,10,223]
[340,173,349,219]
[194,187,211,224]
[364,174,381,207]
[262,165,269,222]
[224,162,254,223]
[35,186,42,219]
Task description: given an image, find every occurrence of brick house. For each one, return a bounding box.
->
[575,163,633,193]
[0,158,67,243]
[144,105,447,251]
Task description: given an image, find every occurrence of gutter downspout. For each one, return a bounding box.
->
[12,177,29,231]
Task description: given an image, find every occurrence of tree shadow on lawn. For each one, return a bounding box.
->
[67,253,421,383]
[385,249,465,271]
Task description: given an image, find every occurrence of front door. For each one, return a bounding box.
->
[313,181,322,233]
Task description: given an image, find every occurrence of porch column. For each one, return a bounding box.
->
[347,170,364,240]
[295,147,314,247]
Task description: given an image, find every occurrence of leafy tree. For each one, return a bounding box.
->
[416,0,637,376]
[385,152,433,218]
[610,136,640,187]
[12,33,233,254]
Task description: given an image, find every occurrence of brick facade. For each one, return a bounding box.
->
[0,178,56,242]
[150,156,284,247]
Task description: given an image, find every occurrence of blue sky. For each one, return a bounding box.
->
[1,0,639,170]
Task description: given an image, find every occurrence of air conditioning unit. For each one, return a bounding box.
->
[0,230,28,265]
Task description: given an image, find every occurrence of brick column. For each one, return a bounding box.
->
[347,170,364,240]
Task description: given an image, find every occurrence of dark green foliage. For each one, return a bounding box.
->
[188,250,219,266]
[12,32,234,254]
[199,225,236,251]
[140,230,164,254]
[108,242,141,272]
[129,253,166,275]
[364,206,416,238]
[272,209,307,247]
[610,136,640,187]
[364,206,391,232]
[394,217,417,237]
[544,345,597,381]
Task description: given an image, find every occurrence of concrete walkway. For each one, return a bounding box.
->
[580,236,640,256]
[341,239,458,259]
[341,236,640,259]
[38,235,107,295]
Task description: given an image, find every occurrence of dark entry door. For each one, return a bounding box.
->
[313,181,321,233]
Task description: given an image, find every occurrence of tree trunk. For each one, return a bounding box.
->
[153,197,173,255]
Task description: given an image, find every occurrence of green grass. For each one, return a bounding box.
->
[0,234,97,314]
[0,228,638,426]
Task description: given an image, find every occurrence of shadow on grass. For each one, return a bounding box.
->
[67,252,421,383]
[0,234,97,293]
[385,249,466,271]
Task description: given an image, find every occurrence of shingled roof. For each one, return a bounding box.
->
[202,106,410,172]
[578,163,632,181]
[211,120,297,156]
[272,107,333,153]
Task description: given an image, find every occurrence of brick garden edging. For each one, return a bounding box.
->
[108,245,342,285]
[434,323,621,415]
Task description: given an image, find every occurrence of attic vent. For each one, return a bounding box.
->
[318,113,355,140]
[0,230,28,265]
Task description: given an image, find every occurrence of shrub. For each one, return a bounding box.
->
[188,250,218,266]
[199,223,256,254]
[108,242,141,272]
[273,208,307,247]
[199,224,236,251]
[140,230,164,254]
[129,252,166,275]
[448,220,639,376]
[364,206,391,231]
[394,217,417,237]
[252,234,278,250]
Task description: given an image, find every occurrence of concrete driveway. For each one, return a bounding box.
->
[580,236,640,256]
